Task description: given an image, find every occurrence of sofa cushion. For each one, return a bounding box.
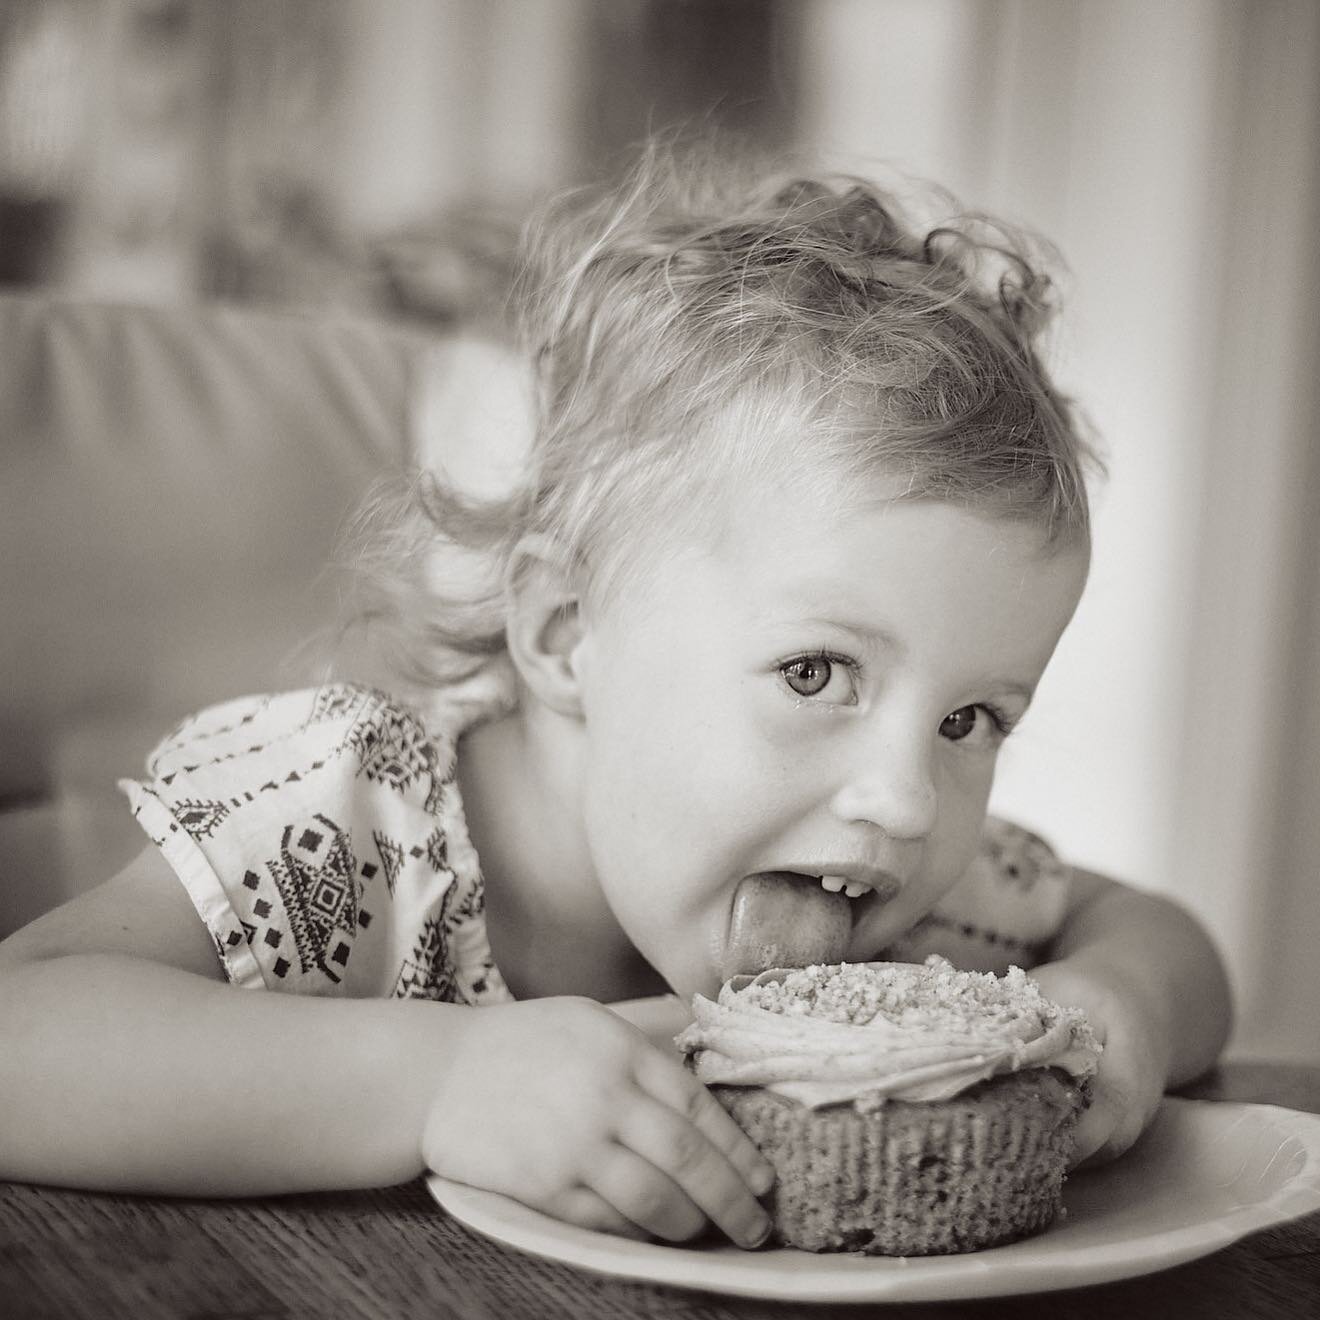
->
[0,295,445,932]
[0,294,435,811]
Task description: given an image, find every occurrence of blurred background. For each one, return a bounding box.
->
[1,0,1317,1062]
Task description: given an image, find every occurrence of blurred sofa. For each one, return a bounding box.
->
[0,293,442,936]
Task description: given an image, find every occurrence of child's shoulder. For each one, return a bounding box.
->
[882,818,1073,973]
[144,684,443,782]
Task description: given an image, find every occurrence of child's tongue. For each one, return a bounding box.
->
[721,871,853,981]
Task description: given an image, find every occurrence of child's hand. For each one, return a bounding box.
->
[421,997,775,1247]
[1028,961,1170,1167]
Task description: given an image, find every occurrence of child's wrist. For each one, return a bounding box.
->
[401,999,490,1173]
[1028,957,1110,1029]
[333,998,484,1181]
[1031,957,1173,1082]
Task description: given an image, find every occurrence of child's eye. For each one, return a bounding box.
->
[940,704,1014,745]
[779,653,857,703]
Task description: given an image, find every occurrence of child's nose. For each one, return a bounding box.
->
[828,742,937,842]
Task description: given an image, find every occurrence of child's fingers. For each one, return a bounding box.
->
[614,1094,773,1248]
[587,1144,710,1243]
[1071,1076,1154,1168]
[1069,1100,1109,1167]
[542,1184,651,1240]
[632,1048,777,1193]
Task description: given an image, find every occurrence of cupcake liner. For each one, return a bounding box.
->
[714,1069,1084,1255]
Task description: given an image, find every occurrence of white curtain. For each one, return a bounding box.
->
[799,0,1320,1062]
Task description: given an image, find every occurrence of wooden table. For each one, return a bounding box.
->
[3,1063,1318,1320]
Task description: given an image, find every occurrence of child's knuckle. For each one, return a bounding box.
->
[622,1176,672,1226]
[678,1079,713,1123]
[663,1121,707,1174]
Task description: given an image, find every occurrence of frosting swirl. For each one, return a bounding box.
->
[676,958,1101,1110]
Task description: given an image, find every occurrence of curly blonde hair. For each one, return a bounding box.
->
[339,145,1099,693]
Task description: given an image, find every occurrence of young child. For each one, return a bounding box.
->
[0,148,1232,1251]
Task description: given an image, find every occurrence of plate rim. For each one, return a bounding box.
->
[427,1097,1320,1303]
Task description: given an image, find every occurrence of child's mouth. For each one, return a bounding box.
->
[721,870,897,981]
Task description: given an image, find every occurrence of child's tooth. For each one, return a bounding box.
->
[819,874,845,893]
[843,880,867,898]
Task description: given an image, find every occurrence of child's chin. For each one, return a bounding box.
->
[662,965,719,1004]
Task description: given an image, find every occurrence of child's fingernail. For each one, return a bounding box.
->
[743,1215,774,1249]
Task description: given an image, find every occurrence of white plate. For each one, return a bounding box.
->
[427,996,1320,1303]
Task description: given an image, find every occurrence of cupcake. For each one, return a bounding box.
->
[676,957,1101,1255]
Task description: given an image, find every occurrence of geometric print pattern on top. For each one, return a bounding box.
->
[264,813,362,984]
[120,681,1075,1000]
[393,909,456,1002]
[119,682,513,1005]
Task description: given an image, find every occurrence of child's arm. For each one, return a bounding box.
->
[0,848,774,1247]
[1028,868,1234,1165]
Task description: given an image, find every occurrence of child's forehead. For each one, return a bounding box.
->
[661,468,1075,597]
[723,478,1045,561]
[606,487,1087,678]
[691,404,1089,571]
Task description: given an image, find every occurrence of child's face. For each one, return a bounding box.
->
[570,476,1089,1001]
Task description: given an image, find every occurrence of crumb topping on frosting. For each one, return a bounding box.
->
[676,956,1101,1109]
[736,960,1056,1034]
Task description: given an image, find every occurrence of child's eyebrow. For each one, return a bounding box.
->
[992,680,1038,705]
[790,615,903,652]
[783,615,1041,703]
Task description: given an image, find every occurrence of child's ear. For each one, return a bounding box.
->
[504,535,588,718]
